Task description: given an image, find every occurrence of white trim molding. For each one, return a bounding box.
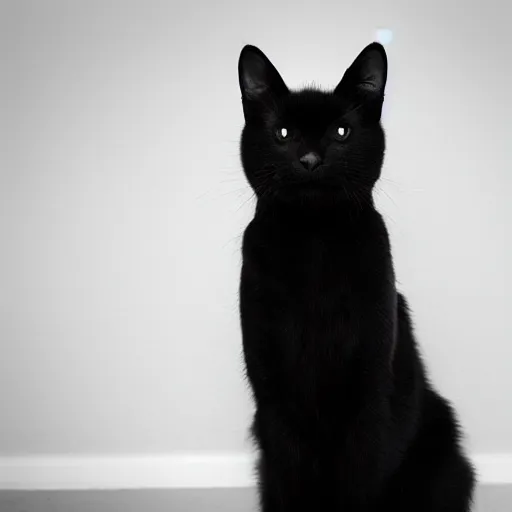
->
[472,454,512,485]
[0,453,510,490]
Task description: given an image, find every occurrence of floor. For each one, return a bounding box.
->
[0,486,510,512]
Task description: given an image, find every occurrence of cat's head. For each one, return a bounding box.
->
[238,43,387,207]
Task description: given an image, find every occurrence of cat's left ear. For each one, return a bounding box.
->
[335,43,387,102]
[238,45,288,116]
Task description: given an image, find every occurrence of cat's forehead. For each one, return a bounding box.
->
[279,89,345,127]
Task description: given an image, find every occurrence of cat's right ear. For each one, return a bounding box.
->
[238,45,288,117]
[334,43,387,112]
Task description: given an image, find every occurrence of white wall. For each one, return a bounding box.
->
[1,0,510,468]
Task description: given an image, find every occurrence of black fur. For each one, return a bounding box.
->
[238,43,475,511]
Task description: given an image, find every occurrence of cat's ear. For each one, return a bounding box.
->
[335,43,387,100]
[238,45,288,112]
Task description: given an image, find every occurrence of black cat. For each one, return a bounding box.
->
[238,43,475,511]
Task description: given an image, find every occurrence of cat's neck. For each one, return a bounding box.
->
[255,193,376,225]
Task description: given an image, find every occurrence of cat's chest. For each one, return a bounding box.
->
[243,218,361,296]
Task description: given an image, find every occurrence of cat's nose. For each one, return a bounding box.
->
[299,152,322,171]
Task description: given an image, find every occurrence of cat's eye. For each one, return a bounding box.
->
[335,125,351,142]
[276,127,290,141]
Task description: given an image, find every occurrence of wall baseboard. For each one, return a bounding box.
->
[0,453,510,490]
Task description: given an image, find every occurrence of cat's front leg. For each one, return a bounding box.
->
[256,456,318,512]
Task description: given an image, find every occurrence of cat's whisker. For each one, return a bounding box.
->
[377,186,399,209]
